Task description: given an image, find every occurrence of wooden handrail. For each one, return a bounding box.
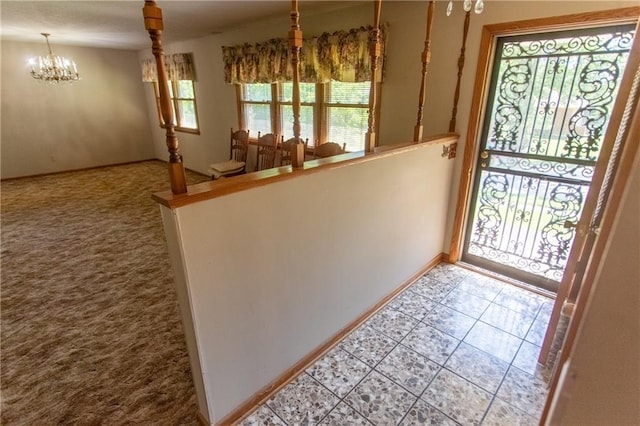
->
[414,1,436,143]
[449,10,471,133]
[365,0,383,153]
[152,133,459,209]
[288,0,305,168]
[142,0,187,194]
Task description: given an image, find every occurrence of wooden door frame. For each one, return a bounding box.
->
[448,6,640,264]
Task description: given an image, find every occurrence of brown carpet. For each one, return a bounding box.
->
[1,161,209,425]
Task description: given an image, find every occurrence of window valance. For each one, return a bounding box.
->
[222,25,386,84]
[141,53,196,82]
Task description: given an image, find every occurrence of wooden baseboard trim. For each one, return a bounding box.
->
[0,159,161,181]
[196,410,210,426]
[214,252,445,426]
[1,159,210,182]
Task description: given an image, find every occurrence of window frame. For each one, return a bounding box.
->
[153,80,200,135]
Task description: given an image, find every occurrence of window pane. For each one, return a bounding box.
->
[177,100,197,129]
[243,83,271,102]
[280,82,316,103]
[280,105,314,144]
[327,81,369,105]
[245,104,272,135]
[327,106,368,152]
[176,80,194,98]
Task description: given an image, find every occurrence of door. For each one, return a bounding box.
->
[462,24,636,292]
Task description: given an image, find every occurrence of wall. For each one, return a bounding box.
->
[1,40,154,179]
[547,136,640,424]
[160,142,452,423]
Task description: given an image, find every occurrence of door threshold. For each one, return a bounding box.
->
[454,261,556,300]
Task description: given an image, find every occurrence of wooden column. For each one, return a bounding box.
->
[289,0,305,168]
[365,0,382,153]
[143,0,187,194]
[448,10,471,133]
[413,1,436,143]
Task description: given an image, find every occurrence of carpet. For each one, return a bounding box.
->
[1,161,209,425]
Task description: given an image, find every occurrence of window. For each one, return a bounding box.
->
[154,80,199,134]
[278,82,316,143]
[241,83,272,136]
[238,81,377,151]
[325,81,370,153]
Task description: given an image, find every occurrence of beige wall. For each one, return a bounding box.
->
[1,40,154,179]
[161,142,452,423]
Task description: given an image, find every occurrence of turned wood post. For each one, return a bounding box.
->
[143,0,187,194]
[414,1,435,143]
[365,0,382,153]
[289,0,305,168]
[449,10,471,133]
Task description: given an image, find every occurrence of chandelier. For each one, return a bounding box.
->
[29,33,79,83]
[447,0,484,16]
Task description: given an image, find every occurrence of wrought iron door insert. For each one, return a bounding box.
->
[463,25,635,291]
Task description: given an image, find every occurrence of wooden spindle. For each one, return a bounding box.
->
[143,0,187,194]
[449,10,471,133]
[413,1,436,143]
[365,0,382,153]
[289,0,305,168]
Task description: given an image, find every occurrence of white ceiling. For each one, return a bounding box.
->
[0,0,361,50]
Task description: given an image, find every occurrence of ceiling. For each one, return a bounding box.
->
[0,1,361,50]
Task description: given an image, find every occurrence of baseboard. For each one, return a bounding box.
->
[0,159,160,181]
[215,252,445,426]
[1,158,211,182]
[196,410,210,426]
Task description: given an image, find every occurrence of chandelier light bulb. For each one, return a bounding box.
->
[463,0,473,12]
[474,0,485,14]
[446,1,453,16]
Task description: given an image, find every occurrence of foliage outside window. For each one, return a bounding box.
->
[238,81,375,151]
[154,80,199,134]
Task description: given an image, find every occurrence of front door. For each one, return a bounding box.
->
[462,24,636,292]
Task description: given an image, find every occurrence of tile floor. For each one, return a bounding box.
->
[238,263,554,426]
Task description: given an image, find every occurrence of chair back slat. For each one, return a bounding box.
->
[230,129,249,163]
[256,132,278,171]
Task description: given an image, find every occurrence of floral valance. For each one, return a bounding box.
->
[141,53,196,82]
[222,25,386,84]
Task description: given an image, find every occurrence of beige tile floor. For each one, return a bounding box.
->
[238,263,553,425]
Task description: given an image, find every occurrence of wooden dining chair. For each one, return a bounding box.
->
[279,137,309,166]
[313,142,346,159]
[256,132,279,171]
[208,128,249,179]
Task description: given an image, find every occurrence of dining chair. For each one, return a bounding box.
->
[279,137,309,166]
[313,142,346,159]
[208,128,249,179]
[256,132,279,171]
